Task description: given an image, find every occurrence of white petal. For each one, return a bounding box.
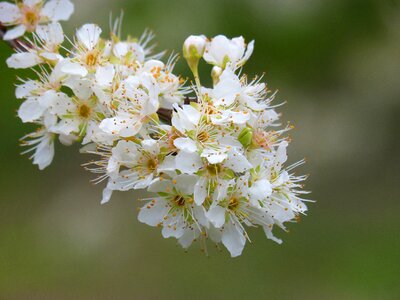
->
[34,135,55,170]
[96,64,115,87]
[174,174,197,195]
[238,40,254,67]
[162,222,185,239]
[157,155,176,173]
[76,24,101,50]
[174,137,197,153]
[141,139,159,155]
[175,151,202,175]
[24,0,42,6]
[18,98,46,122]
[263,225,283,244]
[42,0,74,21]
[36,22,64,45]
[201,148,227,164]
[206,204,226,228]
[249,179,272,202]
[225,148,252,172]
[61,61,88,77]
[222,221,246,257]
[64,78,92,100]
[101,187,113,204]
[3,24,26,40]
[99,116,142,138]
[16,80,39,99]
[0,2,21,23]
[178,229,199,249]
[194,177,208,205]
[6,52,41,69]
[37,90,59,108]
[138,199,169,227]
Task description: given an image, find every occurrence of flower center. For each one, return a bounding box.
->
[206,164,222,176]
[23,9,39,32]
[173,195,185,207]
[78,104,92,119]
[253,130,274,150]
[228,197,239,211]
[197,131,209,143]
[85,50,99,66]
[146,158,157,172]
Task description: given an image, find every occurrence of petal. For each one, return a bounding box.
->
[174,137,197,153]
[96,64,115,87]
[42,0,74,21]
[263,225,283,244]
[36,22,64,45]
[76,24,102,50]
[61,61,88,77]
[138,199,169,227]
[178,228,199,249]
[101,187,113,204]
[6,52,41,69]
[16,80,40,99]
[175,151,202,175]
[222,221,246,257]
[249,179,272,202]
[206,204,226,228]
[0,2,21,23]
[225,148,252,173]
[174,174,197,195]
[18,98,46,122]
[157,155,176,173]
[3,24,26,40]
[201,148,227,164]
[33,135,55,170]
[194,177,208,206]
[64,77,93,100]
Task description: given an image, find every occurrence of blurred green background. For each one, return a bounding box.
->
[1,0,399,299]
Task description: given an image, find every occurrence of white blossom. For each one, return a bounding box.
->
[0,0,73,40]
[2,5,311,257]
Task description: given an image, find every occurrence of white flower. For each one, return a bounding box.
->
[21,123,56,170]
[140,58,187,109]
[7,22,64,69]
[171,103,241,164]
[203,35,254,69]
[138,175,208,248]
[99,73,159,138]
[205,175,278,257]
[102,139,162,202]
[0,0,74,40]
[61,24,105,77]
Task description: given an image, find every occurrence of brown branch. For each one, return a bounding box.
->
[0,23,198,124]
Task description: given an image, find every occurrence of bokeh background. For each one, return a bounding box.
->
[1,0,399,299]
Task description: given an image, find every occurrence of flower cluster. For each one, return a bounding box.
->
[1,0,310,257]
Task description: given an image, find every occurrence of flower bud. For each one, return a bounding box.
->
[183,35,207,74]
[238,127,253,148]
[183,35,207,59]
[211,66,223,85]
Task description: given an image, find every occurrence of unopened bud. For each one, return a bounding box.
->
[183,35,207,59]
[211,66,223,85]
[238,127,253,148]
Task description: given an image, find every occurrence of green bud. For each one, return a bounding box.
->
[238,127,253,148]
